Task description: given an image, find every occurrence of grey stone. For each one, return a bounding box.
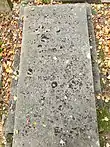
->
[13,4,100,147]
[0,0,11,12]
[5,49,21,147]
[101,0,110,2]
[86,4,103,108]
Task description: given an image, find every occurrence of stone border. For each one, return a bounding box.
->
[101,0,110,3]
[54,0,101,3]
[21,0,102,3]
[86,4,103,108]
[4,4,102,146]
[4,49,21,147]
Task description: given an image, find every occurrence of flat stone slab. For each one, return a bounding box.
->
[13,4,100,147]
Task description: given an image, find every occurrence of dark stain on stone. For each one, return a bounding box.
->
[56,29,60,33]
[38,44,42,47]
[51,48,57,52]
[51,81,58,88]
[58,105,63,111]
[71,80,75,84]
[68,83,73,89]
[44,15,48,18]
[27,68,33,75]
[41,34,49,40]
[33,39,36,44]
[79,82,83,86]
[35,28,38,31]
[42,26,44,29]
[53,12,56,15]
[60,46,63,49]
[54,127,62,136]
[41,97,45,100]
[41,39,45,42]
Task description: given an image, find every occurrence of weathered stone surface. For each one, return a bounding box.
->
[5,49,21,147]
[101,0,110,3]
[0,0,11,12]
[13,4,100,147]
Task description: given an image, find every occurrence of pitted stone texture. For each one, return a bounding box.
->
[13,4,100,147]
[102,0,110,2]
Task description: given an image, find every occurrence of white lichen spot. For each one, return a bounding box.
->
[14,129,19,135]
[43,124,46,127]
[64,96,67,100]
[87,52,91,59]
[65,60,69,64]
[14,96,17,101]
[66,130,69,133]
[53,56,57,60]
[69,115,72,118]
[107,75,110,80]
[31,7,35,11]
[41,100,44,104]
[96,141,100,146]
[79,73,82,76]
[60,139,65,146]
[90,46,93,49]
[88,136,91,139]
[2,114,6,125]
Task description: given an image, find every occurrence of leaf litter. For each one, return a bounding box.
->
[92,3,110,147]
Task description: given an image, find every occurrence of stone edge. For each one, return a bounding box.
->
[86,4,103,108]
[4,49,21,147]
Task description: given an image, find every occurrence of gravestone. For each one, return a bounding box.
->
[12,4,100,147]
